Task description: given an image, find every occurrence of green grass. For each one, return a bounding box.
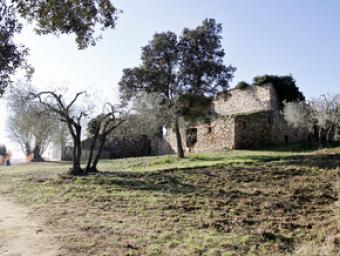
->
[0,147,339,255]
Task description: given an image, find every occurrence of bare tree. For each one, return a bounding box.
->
[31,90,89,175]
[284,94,340,147]
[311,94,340,146]
[86,104,125,172]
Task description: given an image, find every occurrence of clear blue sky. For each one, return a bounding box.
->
[1,0,340,154]
[13,0,340,100]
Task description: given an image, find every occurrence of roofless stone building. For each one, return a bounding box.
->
[163,83,307,153]
[59,83,307,161]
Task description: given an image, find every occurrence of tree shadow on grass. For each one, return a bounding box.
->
[90,170,197,194]
[188,155,226,162]
[280,153,340,169]
[253,142,340,153]
[63,150,340,195]
[238,151,340,169]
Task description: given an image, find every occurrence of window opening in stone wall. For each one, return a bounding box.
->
[186,128,198,148]
[284,135,289,144]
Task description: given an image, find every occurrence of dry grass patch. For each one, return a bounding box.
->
[0,147,339,255]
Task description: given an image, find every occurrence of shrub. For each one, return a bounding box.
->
[234,81,251,90]
[253,74,305,108]
[0,144,7,156]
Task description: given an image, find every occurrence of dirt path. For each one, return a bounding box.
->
[0,196,60,256]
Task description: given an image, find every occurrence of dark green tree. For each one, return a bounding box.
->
[178,18,236,95]
[119,31,183,155]
[253,75,305,108]
[0,144,7,157]
[0,2,30,95]
[0,0,120,95]
[119,19,235,158]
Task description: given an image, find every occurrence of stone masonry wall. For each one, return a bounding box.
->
[234,111,308,149]
[213,84,278,116]
[164,116,235,153]
[234,111,273,149]
[62,136,152,161]
[158,84,307,154]
[163,84,280,153]
[271,112,309,144]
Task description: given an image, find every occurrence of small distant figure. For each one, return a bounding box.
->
[0,145,12,166]
[6,155,11,166]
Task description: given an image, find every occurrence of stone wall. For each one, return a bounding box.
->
[213,84,278,116]
[233,110,307,149]
[61,83,308,159]
[150,136,174,155]
[163,83,307,153]
[164,116,235,153]
[270,112,308,144]
[164,110,307,153]
[234,111,273,149]
[61,135,153,161]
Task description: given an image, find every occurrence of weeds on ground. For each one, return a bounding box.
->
[0,147,339,255]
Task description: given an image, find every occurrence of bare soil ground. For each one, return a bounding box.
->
[0,197,60,256]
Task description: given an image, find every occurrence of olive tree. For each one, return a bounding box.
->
[284,94,340,147]
[311,94,340,146]
[85,104,125,173]
[31,90,90,175]
[7,83,64,161]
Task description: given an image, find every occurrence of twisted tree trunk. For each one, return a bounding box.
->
[85,127,100,172]
[88,135,107,173]
[69,126,84,176]
[32,143,44,162]
[174,116,184,158]
[325,124,335,148]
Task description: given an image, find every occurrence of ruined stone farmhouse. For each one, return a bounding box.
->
[59,83,306,161]
[164,83,307,153]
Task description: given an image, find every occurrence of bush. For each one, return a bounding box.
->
[253,74,305,108]
[0,144,7,156]
[234,81,251,90]
[335,128,340,141]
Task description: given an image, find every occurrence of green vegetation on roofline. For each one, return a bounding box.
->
[253,74,305,108]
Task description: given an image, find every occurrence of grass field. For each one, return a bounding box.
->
[0,146,339,255]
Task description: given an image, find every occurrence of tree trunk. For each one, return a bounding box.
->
[325,125,334,147]
[85,128,99,172]
[318,128,323,148]
[174,116,184,158]
[24,142,32,161]
[89,135,107,172]
[32,143,44,162]
[69,128,84,176]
